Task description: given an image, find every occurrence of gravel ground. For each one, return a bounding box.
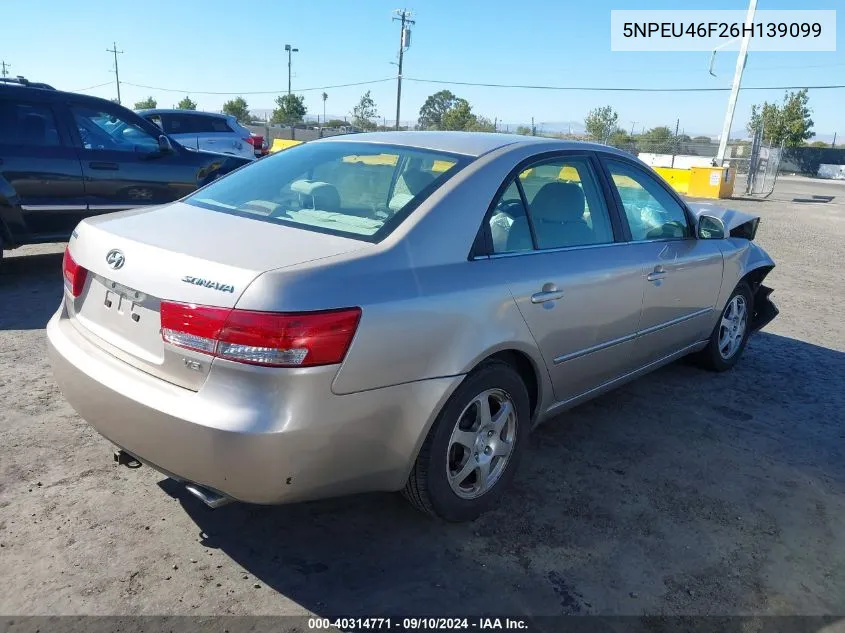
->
[1,176,844,617]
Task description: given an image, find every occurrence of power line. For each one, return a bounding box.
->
[606,61,845,76]
[404,77,845,92]
[106,42,124,104]
[121,77,394,95]
[71,81,114,92]
[70,76,845,99]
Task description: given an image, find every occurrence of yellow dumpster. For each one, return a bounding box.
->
[654,167,692,195]
[270,138,303,154]
[687,167,735,199]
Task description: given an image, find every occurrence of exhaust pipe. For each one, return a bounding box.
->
[183,482,233,509]
[113,448,232,509]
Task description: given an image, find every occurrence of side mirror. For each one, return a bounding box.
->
[697,214,726,240]
[158,135,175,154]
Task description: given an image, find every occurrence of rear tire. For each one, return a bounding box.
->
[695,282,754,371]
[403,361,530,522]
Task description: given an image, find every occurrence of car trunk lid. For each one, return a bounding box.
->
[65,201,369,390]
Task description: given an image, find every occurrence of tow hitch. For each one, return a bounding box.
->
[114,449,142,469]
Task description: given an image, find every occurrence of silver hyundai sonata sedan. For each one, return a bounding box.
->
[47,131,778,521]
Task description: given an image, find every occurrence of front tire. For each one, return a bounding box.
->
[696,282,754,371]
[403,361,530,522]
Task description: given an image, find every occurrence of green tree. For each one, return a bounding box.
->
[271,94,307,126]
[515,125,532,136]
[222,96,251,124]
[638,126,674,153]
[417,90,458,129]
[325,118,347,128]
[584,105,619,142]
[351,90,378,131]
[177,96,197,110]
[440,99,476,131]
[134,96,157,110]
[807,140,828,148]
[607,127,632,148]
[692,135,713,144]
[468,116,496,132]
[748,89,813,148]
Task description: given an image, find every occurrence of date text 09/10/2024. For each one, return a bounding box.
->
[308,618,529,631]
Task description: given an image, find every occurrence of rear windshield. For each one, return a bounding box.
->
[184,141,471,242]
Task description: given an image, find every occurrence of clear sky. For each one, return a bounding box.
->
[3,0,843,139]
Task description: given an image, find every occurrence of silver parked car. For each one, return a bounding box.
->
[138,109,258,160]
[47,132,777,521]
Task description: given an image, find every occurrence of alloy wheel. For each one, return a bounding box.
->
[446,388,517,499]
[718,295,748,360]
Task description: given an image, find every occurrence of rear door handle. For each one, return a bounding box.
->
[531,283,564,304]
[647,265,666,282]
[89,161,119,170]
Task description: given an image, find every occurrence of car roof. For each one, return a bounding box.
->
[314,130,631,158]
[138,109,231,118]
[0,83,131,109]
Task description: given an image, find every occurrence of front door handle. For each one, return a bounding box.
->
[89,161,119,171]
[531,283,564,304]
[647,265,666,282]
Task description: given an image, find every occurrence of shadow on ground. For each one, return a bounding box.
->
[0,252,63,330]
[160,332,845,617]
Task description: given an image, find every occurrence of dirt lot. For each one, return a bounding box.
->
[1,176,844,617]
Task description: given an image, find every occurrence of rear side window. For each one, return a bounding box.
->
[185,142,470,242]
[0,101,62,146]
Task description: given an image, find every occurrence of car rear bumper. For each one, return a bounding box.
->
[47,306,462,505]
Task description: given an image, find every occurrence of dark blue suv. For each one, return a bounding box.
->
[0,77,251,262]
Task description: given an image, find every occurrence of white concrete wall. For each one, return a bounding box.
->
[817,164,845,180]
[638,153,715,169]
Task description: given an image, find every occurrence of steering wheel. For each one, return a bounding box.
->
[496,198,525,218]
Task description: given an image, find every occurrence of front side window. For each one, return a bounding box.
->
[70,105,159,153]
[605,159,690,241]
[185,142,469,242]
[490,157,614,253]
[0,101,62,146]
[161,114,198,135]
[191,115,232,133]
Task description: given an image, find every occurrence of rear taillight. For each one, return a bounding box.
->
[245,135,267,150]
[62,247,88,297]
[160,302,361,368]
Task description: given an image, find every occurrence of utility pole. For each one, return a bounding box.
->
[285,44,298,96]
[630,121,638,136]
[106,42,124,104]
[322,92,327,127]
[0,61,10,78]
[393,9,415,131]
[832,132,837,148]
[716,0,757,165]
[531,117,536,136]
